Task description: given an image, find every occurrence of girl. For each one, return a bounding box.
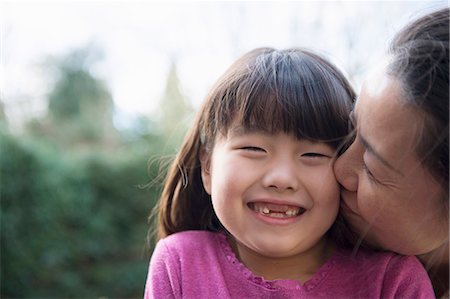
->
[144,48,433,298]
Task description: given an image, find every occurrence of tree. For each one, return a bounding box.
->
[31,45,118,147]
[0,99,7,131]
[157,61,193,151]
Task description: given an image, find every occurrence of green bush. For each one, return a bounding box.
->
[1,131,161,297]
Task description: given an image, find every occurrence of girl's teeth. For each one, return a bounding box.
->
[286,210,295,216]
[251,203,301,217]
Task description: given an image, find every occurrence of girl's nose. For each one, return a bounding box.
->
[263,158,299,192]
[334,140,361,192]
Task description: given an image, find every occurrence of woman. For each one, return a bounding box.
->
[334,8,449,297]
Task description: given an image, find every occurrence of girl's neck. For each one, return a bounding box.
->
[228,236,335,283]
[418,241,449,298]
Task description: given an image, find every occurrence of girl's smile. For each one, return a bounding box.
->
[247,200,306,224]
[248,201,305,218]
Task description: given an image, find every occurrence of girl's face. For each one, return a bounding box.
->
[201,126,339,261]
[334,71,449,257]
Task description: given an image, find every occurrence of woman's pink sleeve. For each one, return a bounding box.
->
[381,255,435,299]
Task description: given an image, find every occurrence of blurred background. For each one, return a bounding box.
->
[1,1,447,297]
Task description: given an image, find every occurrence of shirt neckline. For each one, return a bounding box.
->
[215,232,339,292]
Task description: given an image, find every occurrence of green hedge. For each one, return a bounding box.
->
[1,132,162,298]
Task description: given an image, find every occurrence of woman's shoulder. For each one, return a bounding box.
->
[336,246,424,266]
[335,246,429,280]
[333,247,434,297]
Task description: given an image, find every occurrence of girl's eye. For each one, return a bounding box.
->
[301,152,328,158]
[241,146,265,152]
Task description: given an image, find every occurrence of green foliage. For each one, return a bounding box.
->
[0,131,161,297]
[0,100,7,131]
[42,46,117,146]
[1,45,192,297]
[158,61,193,150]
[49,68,111,120]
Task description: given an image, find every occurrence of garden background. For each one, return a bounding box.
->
[1,1,446,297]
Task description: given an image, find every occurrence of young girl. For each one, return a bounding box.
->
[144,48,434,298]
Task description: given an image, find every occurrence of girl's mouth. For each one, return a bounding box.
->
[247,202,306,218]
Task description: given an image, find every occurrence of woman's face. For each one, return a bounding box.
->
[334,70,448,256]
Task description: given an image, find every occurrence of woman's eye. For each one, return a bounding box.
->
[362,161,378,183]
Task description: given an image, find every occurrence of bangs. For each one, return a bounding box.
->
[203,48,354,148]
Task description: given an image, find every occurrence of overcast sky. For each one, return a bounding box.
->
[1,1,447,130]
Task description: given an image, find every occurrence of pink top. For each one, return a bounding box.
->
[144,230,434,298]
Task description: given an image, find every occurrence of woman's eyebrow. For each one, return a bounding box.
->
[359,134,404,177]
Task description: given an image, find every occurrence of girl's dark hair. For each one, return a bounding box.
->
[153,48,355,240]
[387,8,449,190]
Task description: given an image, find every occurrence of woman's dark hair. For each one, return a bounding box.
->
[385,9,449,296]
[153,47,355,240]
[387,8,449,190]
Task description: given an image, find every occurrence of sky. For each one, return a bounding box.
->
[1,0,447,131]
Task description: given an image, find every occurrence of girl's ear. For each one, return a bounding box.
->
[200,147,212,195]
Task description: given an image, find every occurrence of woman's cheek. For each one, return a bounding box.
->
[357,181,385,222]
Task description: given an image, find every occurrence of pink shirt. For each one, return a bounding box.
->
[144,231,434,298]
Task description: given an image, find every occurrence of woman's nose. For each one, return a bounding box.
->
[263,158,299,192]
[334,140,361,192]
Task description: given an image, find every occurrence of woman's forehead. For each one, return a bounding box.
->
[356,77,424,171]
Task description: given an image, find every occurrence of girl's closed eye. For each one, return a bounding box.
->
[235,144,268,159]
[301,152,330,158]
[300,152,333,165]
[299,143,335,165]
[240,146,266,153]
